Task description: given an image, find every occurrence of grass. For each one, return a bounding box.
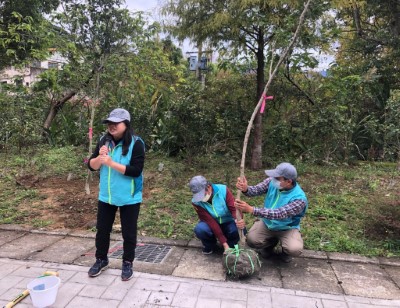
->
[0,147,399,257]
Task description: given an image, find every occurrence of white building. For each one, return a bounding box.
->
[0,49,67,87]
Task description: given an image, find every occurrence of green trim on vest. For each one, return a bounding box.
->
[99,135,144,206]
[194,184,234,224]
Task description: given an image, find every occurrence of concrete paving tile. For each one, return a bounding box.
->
[321,299,349,308]
[328,253,379,265]
[45,262,90,272]
[301,249,328,260]
[247,290,272,308]
[0,286,30,303]
[65,295,120,307]
[344,295,373,304]
[271,293,323,308]
[31,236,95,263]
[0,234,63,259]
[220,299,246,308]
[230,258,282,288]
[199,285,247,301]
[384,265,400,287]
[368,298,400,307]
[347,303,397,308]
[12,265,50,278]
[79,284,108,298]
[171,294,198,308]
[119,288,151,307]
[100,277,137,300]
[379,257,400,267]
[195,297,221,308]
[170,282,202,308]
[332,262,400,299]
[172,249,226,281]
[54,281,85,307]
[280,258,343,294]
[0,262,25,279]
[0,276,25,298]
[270,286,296,295]
[0,230,26,246]
[295,290,346,301]
[68,271,117,286]
[132,277,180,292]
[147,291,175,306]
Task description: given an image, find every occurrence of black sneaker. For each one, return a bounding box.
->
[121,260,133,281]
[88,258,109,277]
[280,252,293,263]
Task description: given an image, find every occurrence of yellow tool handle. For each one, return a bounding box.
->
[3,290,29,308]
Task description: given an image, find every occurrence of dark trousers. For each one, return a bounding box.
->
[95,200,140,262]
[194,220,240,251]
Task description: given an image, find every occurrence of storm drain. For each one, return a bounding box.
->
[108,242,172,264]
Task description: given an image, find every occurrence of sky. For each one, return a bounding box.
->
[124,0,195,55]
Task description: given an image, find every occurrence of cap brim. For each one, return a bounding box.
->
[102,117,124,124]
[265,169,281,178]
[192,190,206,203]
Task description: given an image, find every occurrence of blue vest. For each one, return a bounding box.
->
[194,184,234,224]
[262,182,308,230]
[99,135,144,206]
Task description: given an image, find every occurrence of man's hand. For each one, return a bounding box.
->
[234,199,253,214]
[222,242,230,252]
[236,176,248,192]
[235,219,246,230]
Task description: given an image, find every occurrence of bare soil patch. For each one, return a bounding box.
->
[18,175,99,230]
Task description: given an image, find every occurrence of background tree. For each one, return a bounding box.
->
[162,0,330,169]
[0,0,59,70]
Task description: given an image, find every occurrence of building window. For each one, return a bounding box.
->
[48,62,58,69]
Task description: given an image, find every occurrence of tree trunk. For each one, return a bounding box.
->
[250,28,265,170]
[42,90,77,139]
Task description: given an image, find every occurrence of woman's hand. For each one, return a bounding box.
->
[99,145,109,156]
[236,176,248,192]
[234,199,253,214]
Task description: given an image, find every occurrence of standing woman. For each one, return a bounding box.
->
[87,108,145,281]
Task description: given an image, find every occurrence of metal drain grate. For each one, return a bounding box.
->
[108,242,172,264]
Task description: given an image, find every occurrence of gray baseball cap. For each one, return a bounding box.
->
[265,162,297,180]
[102,108,131,123]
[189,175,208,202]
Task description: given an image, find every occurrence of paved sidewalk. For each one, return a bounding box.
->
[0,258,399,308]
[0,225,399,307]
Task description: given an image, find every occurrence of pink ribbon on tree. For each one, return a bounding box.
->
[260,94,274,113]
[88,127,93,140]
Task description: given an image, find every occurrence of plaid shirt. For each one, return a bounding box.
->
[244,178,306,220]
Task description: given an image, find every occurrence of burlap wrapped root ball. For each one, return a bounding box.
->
[223,245,261,278]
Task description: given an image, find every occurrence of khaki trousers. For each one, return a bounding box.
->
[246,220,303,257]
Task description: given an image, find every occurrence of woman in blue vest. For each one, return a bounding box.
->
[189,175,241,254]
[234,163,308,263]
[87,108,145,281]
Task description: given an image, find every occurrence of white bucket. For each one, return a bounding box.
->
[27,276,61,308]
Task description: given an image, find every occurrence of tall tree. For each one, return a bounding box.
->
[163,0,328,169]
[41,0,146,136]
[0,0,59,69]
